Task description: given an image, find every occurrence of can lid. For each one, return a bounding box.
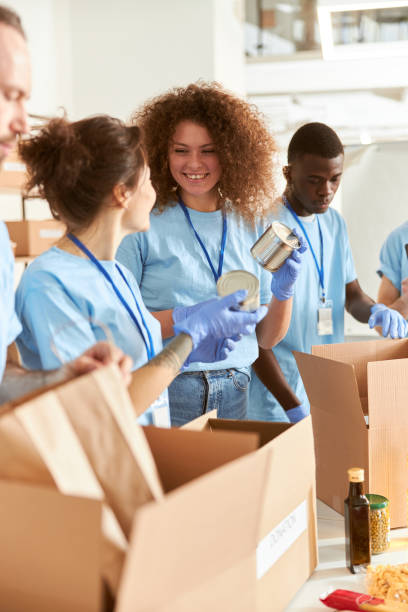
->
[216,270,259,305]
[271,221,300,248]
[365,494,389,509]
[347,467,364,482]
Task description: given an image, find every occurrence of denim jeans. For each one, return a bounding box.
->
[168,367,251,427]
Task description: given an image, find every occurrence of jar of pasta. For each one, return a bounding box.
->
[366,494,390,554]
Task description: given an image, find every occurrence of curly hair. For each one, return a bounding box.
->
[132,82,280,223]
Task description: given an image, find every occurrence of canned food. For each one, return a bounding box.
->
[366,494,390,554]
[251,221,300,272]
[216,270,260,311]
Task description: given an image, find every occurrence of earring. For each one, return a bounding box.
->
[217,184,224,200]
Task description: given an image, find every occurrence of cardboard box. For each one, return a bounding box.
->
[5,219,65,256]
[0,147,26,190]
[295,338,408,528]
[0,418,317,612]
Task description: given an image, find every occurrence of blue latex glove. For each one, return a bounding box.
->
[182,335,239,368]
[368,303,408,339]
[174,290,267,360]
[286,403,309,424]
[172,297,217,326]
[271,229,308,301]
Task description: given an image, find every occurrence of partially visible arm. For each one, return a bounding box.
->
[253,347,300,411]
[1,341,133,405]
[377,275,408,319]
[151,309,174,339]
[256,298,292,349]
[128,333,193,417]
[345,279,375,322]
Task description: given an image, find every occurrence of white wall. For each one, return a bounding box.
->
[68,0,245,121]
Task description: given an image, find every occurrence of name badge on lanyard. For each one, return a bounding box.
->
[284,197,333,337]
[318,298,333,336]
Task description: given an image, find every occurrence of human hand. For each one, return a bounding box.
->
[271,229,307,301]
[172,297,218,326]
[368,303,408,339]
[182,334,240,367]
[286,403,309,423]
[173,290,267,349]
[66,342,133,385]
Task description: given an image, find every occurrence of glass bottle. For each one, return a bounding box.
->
[344,467,371,573]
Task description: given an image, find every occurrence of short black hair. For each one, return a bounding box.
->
[0,5,26,39]
[288,122,343,163]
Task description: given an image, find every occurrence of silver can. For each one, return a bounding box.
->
[216,270,260,311]
[250,221,300,272]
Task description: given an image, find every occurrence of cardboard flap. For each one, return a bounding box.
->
[116,451,268,612]
[0,481,101,612]
[181,409,217,430]
[312,339,408,401]
[207,418,292,448]
[368,359,408,527]
[294,351,366,431]
[143,425,259,492]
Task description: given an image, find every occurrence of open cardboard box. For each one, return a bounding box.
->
[0,418,317,612]
[295,338,408,528]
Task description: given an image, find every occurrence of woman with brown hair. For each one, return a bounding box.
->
[117,82,306,426]
[14,114,267,426]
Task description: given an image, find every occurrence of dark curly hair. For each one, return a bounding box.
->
[132,82,279,223]
[19,115,145,232]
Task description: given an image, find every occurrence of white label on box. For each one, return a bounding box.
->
[3,161,25,172]
[256,500,308,580]
[39,229,64,239]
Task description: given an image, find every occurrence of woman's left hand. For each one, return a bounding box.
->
[270,229,307,301]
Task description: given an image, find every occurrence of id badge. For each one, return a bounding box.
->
[317,299,333,336]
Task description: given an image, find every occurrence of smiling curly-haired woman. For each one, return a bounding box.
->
[117,82,306,426]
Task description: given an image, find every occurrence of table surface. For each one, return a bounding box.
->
[286,499,408,611]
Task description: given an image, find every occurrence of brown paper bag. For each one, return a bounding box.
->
[0,394,126,595]
[54,364,164,537]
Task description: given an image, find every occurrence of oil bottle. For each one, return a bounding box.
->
[344,467,371,573]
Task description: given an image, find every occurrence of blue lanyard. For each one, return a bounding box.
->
[178,197,227,283]
[67,233,155,360]
[284,197,326,300]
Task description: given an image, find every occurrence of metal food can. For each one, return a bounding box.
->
[250,221,300,272]
[216,270,260,312]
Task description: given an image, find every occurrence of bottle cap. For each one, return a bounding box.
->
[216,270,260,311]
[365,494,389,509]
[348,467,364,482]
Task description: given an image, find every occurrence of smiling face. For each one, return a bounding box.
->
[0,24,31,165]
[168,120,222,202]
[284,153,344,217]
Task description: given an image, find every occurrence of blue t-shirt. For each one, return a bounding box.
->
[378,221,408,296]
[116,204,273,372]
[15,247,169,426]
[248,205,357,420]
[0,222,22,382]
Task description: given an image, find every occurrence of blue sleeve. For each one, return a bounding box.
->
[17,286,98,370]
[378,231,402,290]
[0,223,22,346]
[116,233,146,285]
[341,218,357,284]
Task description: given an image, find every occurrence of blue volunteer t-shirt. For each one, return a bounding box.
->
[378,221,408,296]
[248,205,357,420]
[0,222,22,382]
[15,247,169,426]
[116,203,273,372]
